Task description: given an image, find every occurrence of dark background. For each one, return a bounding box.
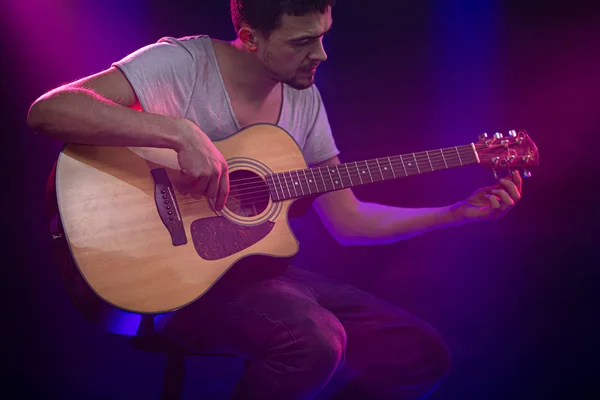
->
[3,0,599,398]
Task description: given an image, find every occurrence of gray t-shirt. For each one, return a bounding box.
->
[112,35,340,166]
[111,35,339,330]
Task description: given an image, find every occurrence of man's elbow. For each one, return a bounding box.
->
[336,234,359,247]
[315,207,361,246]
[326,222,364,246]
[27,87,74,131]
[27,99,46,131]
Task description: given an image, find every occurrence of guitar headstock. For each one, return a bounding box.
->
[475,130,539,178]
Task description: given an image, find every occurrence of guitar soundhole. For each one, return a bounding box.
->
[226,170,270,218]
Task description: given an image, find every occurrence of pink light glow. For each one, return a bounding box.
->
[2,0,149,89]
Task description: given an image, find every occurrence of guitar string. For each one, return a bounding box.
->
[236,155,470,188]
[176,159,509,207]
[176,154,471,205]
[176,150,481,201]
[231,153,524,197]
[229,151,476,195]
[175,143,525,206]
[219,142,512,191]
[176,156,476,206]
[219,150,476,192]
[177,152,518,209]
[178,163,522,207]
[177,142,499,188]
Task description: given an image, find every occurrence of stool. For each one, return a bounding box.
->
[132,316,237,399]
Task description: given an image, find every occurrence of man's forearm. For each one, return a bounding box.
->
[338,201,463,246]
[27,88,183,150]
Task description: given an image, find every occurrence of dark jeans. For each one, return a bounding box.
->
[162,264,452,400]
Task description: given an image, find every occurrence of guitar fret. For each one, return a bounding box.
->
[302,170,312,194]
[286,172,298,197]
[355,162,364,184]
[310,169,319,193]
[375,158,384,180]
[337,165,346,188]
[440,149,448,169]
[282,172,290,197]
[275,173,286,199]
[386,157,395,179]
[273,177,281,200]
[267,176,279,200]
[455,146,463,166]
[285,173,293,198]
[426,151,434,171]
[345,163,354,186]
[428,151,442,170]
[279,173,287,198]
[412,153,420,174]
[469,143,478,164]
[398,155,408,176]
[365,161,374,182]
[325,165,339,190]
[403,154,418,175]
[388,156,396,179]
[446,148,454,167]
[326,166,335,189]
[295,171,305,196]
[435,149,448,170]
[318,167,327,192]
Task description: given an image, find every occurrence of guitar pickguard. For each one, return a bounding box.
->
[190,217,274,260]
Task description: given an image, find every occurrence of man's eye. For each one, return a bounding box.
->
[293,39,310,46]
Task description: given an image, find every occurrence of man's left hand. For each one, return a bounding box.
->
[450,170,523,223]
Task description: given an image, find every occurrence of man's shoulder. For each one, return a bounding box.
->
[130,34,217,67]
[155,34,212,53]
[158,34,210,44]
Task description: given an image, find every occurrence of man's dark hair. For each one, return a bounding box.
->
[230,0,335,36]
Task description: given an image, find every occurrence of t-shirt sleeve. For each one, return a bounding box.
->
[303,85,340,165]
[112,37,196,118]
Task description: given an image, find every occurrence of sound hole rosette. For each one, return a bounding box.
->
[220,158,282,226]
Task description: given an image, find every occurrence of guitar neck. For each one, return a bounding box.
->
[266,143,480,201]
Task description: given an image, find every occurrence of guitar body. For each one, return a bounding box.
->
[53,124,307,317]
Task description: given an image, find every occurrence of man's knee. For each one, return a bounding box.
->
[415,325,452,382]
[278,312,348,382]
[361,323,452,390]
[392,323,452,391]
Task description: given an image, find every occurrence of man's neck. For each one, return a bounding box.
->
[221,39,281,103]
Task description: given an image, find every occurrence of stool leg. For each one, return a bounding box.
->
[161,353,185,400]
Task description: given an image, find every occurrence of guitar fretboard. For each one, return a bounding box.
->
[265,144,479,201]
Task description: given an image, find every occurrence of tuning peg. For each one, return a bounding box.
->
[479,133,488,140]
[494,132,503,139]
[523,169,532,178]
[508,130,517,137]
[493,170,499,179]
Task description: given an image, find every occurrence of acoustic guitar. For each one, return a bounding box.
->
[51,123,539,315]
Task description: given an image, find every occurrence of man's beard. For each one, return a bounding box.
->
[263,61,314,90]
[284,76,314,90]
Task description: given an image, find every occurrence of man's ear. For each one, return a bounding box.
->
[238,26,258,51]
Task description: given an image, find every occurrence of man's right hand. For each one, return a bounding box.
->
[175,118,229,211]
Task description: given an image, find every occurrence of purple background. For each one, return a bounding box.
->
[3,0,599,398]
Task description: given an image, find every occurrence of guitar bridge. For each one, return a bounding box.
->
[151,168,187,246]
